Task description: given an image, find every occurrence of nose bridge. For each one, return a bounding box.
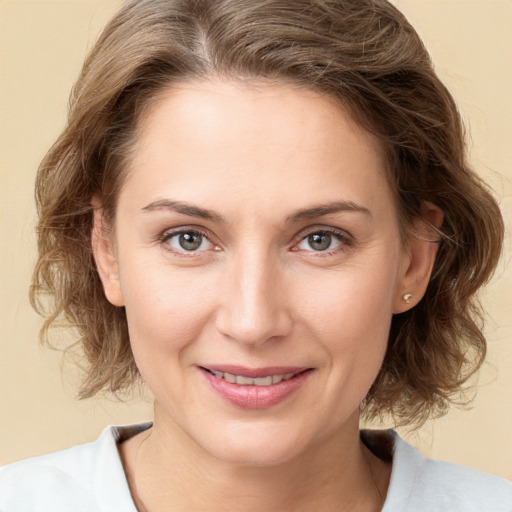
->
[216,244,291,345]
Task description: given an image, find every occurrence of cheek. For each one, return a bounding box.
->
[293,257,398,381]
[118,260,217,365]
[298,265,396,337]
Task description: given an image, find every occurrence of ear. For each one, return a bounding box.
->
[91,200,125,307]
[393,202,444,314]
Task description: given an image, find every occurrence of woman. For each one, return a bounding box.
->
[1,0,510,510]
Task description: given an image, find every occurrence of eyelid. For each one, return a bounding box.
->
[291,225,353,252]
[158,225,220,254]
[155,224,352,255]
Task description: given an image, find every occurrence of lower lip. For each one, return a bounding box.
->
[201,369,313,410]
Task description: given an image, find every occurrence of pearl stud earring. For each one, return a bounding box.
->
[402,293,413,304]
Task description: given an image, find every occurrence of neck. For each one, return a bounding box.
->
[120,406,389,512]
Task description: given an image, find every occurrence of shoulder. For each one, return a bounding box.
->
[362,430,512,512]
[0,423,150,512]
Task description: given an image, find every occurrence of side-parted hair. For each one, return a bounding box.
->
[31,0,504,426]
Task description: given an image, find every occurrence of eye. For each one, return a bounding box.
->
[163,230,215,253]
[295,230,348,252]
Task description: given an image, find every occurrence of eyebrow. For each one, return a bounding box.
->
[141,199,371,224]
[141,200,225,223]
[287,201,372,223]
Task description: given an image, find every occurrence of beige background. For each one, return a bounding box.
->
[1,0,511,479]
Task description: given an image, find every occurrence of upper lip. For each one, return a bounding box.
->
[200,365,310,378]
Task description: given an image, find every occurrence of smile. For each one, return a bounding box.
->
[205,369,298,387]
[200,366,313,409]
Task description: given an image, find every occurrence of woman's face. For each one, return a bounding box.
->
[95,80,425,466]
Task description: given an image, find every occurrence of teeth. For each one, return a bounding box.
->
[224,372,236,383]
[254,376,272,386]
[236,375,254,385]
[208,370,300,386]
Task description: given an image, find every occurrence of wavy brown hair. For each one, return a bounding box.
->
[31,0,504,426]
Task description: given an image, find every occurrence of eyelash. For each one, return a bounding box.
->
[292,227,352,254]
[157,226,353,256]
[158,227,218,257]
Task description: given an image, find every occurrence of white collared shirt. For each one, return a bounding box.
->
[1,423,511,511]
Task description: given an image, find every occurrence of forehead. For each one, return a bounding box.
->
[122,80,394,221]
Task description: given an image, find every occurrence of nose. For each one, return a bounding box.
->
[215,249,293,347]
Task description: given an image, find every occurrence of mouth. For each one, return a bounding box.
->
[199,365,314,409]
[201,367,307,387]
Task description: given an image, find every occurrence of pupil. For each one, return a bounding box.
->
[179,232,202,251]
[309,233,331,251]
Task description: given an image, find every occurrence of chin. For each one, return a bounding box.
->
[196,421,313,467]
[207,439,304,468]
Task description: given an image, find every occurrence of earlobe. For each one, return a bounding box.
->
[393,202,444,314]
[91,203,125,307]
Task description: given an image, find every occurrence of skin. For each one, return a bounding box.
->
[93,80,441,511]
